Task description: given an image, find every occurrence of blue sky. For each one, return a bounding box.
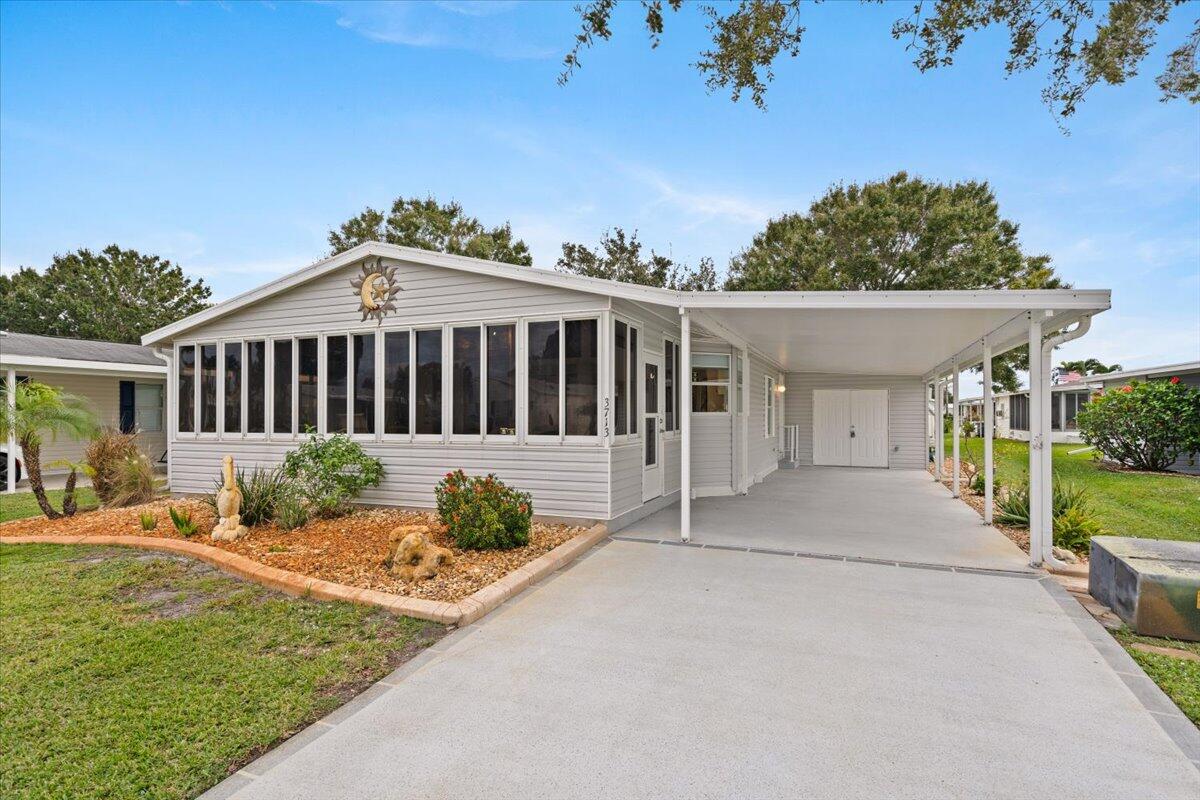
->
[2,0,1197,391]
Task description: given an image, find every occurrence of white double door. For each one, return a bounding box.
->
[812,389,888,468]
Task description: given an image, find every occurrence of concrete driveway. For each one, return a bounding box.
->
[208,538,1200,800]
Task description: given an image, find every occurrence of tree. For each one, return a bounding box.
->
[329,196,533,266]
[724,172,1063,392]
[1058,358,1122,376]
[0,381,97,519]
[556,227,718,290]
[0,246,212,345]
[561,1,1199,120]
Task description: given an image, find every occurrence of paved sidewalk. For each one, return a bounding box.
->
[204,540,1200,800]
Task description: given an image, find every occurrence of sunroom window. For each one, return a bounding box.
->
[199,344,217,433]
[486,324,516,436]
[246,341,266,433]
[527,318,598,438]
[383,331,410,435]
[352,333,375,435]
[224,341,242,434]
[272,339,292,434]
[178,345,195,433]
[452,326,481,436]
[691,353,730,413]
[297,337,319,432]
[415,329,442,435]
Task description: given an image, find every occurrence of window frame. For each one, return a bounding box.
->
[449,323,485,443]
[612,315,641,441]
[197,341,219,438]
[134,383,164,433]
[244,339,267,439]
[691,351,732,415]
[342,328,379,442]
[764,374,777,438]
[381,327,415,444]
[175,343,197,439]
[483,320,518,443]
[412,326,445,442]
[222,339,243,438]
[268,337,297,440]
[523,314,602,445]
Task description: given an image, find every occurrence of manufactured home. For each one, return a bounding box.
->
[141,242,1110,561]
[2,331,168,492]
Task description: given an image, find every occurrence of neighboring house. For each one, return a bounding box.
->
[140,242,1109,533]
[958,359,1200,469]
[2,331,169,491]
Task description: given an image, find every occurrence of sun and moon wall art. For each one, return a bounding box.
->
[349,259,402,323]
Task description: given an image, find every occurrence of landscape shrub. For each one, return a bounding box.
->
[1077,378,1200,471]
[207,465,287,528]
[281,433,383,517]
[993,476,1103,553]
[435,470,532,550]
[107,452,157,507]
[83,428,140,504]
[139,511,157,531]
[273,488,309,531]
[168,506,198,537]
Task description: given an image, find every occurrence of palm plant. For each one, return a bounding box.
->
[0,381,97,519]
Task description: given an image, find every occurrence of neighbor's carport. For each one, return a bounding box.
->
[674,290,1111,568]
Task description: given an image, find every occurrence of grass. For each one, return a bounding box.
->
[1112,629,1200,727]
[0,544,442,800]
[0,487,100,523]
[950,436,1200,542]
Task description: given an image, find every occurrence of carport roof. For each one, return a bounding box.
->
[680,292,1111,377]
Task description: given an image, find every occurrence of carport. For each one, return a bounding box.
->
[675,289,1111,568]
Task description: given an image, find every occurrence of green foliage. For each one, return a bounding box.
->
[0,544,437,799]
[724,172,1060,293]
[0,245,211,344]
[993,476,1103,552]
[272,489,309,531]
[435,470,533,550]
[556,227,717,289]
[560,1,1198,120]
[1058,358,1121,376]
[168,506,199,537]
[139,511,157,531]
[83,429,140,505]
[207,466,288,528]
[1054,507,1103,553]
[1077,378,1200,471]
[328,195,532,265]
[281,433,383,517]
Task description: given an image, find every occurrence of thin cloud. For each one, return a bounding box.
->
[621,164,779,228]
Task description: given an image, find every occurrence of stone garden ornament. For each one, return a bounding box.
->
[212,454,249,541]
[349,258,402,323]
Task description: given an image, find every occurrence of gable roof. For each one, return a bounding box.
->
[140,241,1112,366]
[2,331,167,368]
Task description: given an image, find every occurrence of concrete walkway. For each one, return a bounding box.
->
[207,540,1200,799]
[620,468,1031,572]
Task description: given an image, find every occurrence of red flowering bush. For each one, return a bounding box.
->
[1077,379,1200,471]
[434,469,533,550]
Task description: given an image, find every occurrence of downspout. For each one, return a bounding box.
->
[1038,315,1092,570]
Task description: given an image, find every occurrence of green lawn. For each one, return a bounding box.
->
[0,544,442,800]
[950,436,1200,543]
[0,487,99,523]
[1113,629,1200,727]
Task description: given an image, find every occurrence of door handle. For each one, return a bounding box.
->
[849,426,856,438]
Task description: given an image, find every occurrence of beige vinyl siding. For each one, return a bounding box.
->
[748,353,781,480]
[691,413,733,490]
[783,373,925,469]
[609,442,643,517]
[18,371,167,473]
[184,258,606,340]
[171,440,609,519]
[168,258,617,520]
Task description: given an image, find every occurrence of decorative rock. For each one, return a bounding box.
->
[211,455,249,542]
[1052,546,1079,564]
[384,524,454,582]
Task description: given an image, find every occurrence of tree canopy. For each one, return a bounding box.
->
[1058,358,1122,376]
[0,245,211,345]
[724,172,1059,292]
[328,196,532,266]
[556,227,718,290]
[561,1,1199,120]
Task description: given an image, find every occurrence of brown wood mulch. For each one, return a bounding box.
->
[0,499,586,603]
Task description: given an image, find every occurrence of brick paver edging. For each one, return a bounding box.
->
[0,523,609,626]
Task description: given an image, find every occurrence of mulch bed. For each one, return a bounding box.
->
[0,499,587,603]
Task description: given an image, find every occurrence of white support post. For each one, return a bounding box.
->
[952,363,961,498]
[1027,314,1045,568]
[740,346,750,493]
[5,368,16,494]
[982,339,994,524]
[934,378,944,480]
[1039,328,1056,565]
[680,309,692,543]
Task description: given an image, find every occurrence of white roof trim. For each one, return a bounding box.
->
[0,354,168,377]
[1090,360,1200,383]
[141,240,1112,347]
